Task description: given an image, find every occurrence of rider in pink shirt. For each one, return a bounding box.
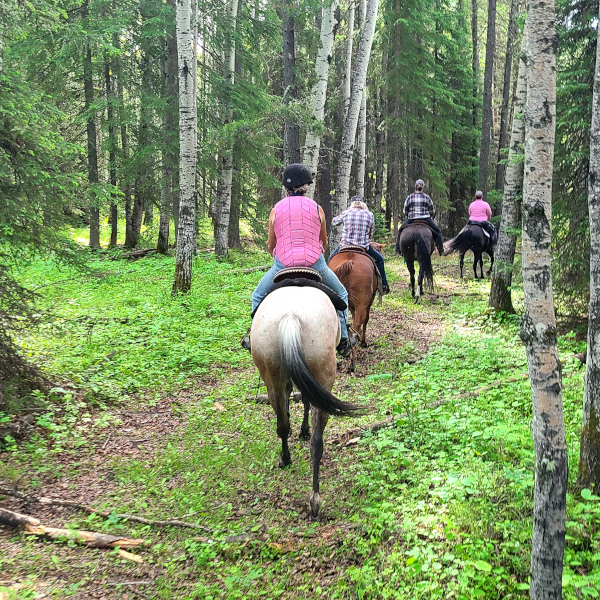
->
[467,191,497,244]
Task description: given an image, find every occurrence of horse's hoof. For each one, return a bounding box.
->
[360,341,368,348]
[299,429,310,441]
[279,457,292,469]
[309,492,321,520]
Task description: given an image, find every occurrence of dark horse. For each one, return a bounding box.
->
[328,243,383,371]
[250,285,364,520]
[445,224,495,279]
[396,222,435,302]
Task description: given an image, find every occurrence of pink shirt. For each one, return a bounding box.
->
[469,199,492,222]
[273,196,323,267]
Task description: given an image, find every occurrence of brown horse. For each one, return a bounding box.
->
[329,243,383,370]
[251,286,363,520]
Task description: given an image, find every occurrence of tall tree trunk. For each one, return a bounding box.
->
[343,0,356,119]
[355,0,367,197]
[105,54,118,248]
[83,1,100,249]
[303,0,339,196]
[489,35,526,313]
[331,0,379,249]
[520,1,567,597]
[319,131,333,227]
[173,0,198,293]
[214,0,239,257]
[471,0,479,189]
[578,1,600,491]
[477,0,496,195]
[494,0,521,195]
[282,0,300,165]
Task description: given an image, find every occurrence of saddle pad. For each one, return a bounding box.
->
[273,266,322,283]
[467,222,490,238]
[251,278,348,318]
[337,245,368,255]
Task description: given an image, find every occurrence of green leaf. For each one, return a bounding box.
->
[473,560,492,572]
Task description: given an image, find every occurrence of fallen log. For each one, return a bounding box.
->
[0,507,144,548]
[0,488,212,532]
[333,373,529,446]
[230,265,271,274]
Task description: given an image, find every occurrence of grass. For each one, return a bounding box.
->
[1,245,598,599]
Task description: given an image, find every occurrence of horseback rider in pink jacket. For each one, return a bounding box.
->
[468,191,497,245]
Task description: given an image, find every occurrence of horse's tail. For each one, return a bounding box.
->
[333,260,353,282]
[415,235,434,292]
[332,260,358,307]
[278,314,364,417]
[445,228,471,256]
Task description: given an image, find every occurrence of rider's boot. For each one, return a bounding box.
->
[241,326,252,351]
[336,330,359,358]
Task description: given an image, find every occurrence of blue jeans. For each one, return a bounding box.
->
[251,255,349,339]
[329,245,388,287]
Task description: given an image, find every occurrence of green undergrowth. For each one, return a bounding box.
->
[1,253,598,599]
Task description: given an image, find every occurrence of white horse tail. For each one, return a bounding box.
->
[278,314,363,417]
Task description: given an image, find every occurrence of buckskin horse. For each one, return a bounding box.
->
[396,222,435,301]
[444,224,495,279]
[328,243,383,371]
[251,282,363,520]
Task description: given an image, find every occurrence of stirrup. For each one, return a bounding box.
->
[240,326,251,351]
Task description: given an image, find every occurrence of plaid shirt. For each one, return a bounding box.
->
[404,192,436,219]
[332,207,375,248]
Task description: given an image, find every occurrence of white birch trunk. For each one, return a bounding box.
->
[343,1,355,119]
[355,0,367,197]
[304,0,339,197]
[578,1,600,489]
[173,0,198,293]
[520,1,567,597]
[331,0,379,249]
[214,0,239,258]
[489,30,527,312]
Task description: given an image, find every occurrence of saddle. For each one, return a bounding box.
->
[335,245,384,303]
[466,221,491,238]
[404,219,439,237]
[251,267,347,318]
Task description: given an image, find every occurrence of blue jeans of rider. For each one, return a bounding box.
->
[251,254,350,340]
[329,245,388,287]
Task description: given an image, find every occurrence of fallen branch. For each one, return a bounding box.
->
[0,507,144,548]
[333,373,529,446]
[0,488,213,533]
[230,265,271,274]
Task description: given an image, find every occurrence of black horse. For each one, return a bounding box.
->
[445,224,495,279]
[396,222,435,302]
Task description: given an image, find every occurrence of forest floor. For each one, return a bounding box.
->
[0,246,596,599]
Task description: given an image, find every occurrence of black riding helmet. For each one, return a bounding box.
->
[282,163,313,189]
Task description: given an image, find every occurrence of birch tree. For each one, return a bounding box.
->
[303,0,339,194]
[282,0,300,165]
[355,0,367,197]
[343,1,356,119]
[214,0,239,258]
[331,0,379,248]
[489,31,527,313]
[520,0,567,596]
[578,1,600,490]
[173,0,198,293]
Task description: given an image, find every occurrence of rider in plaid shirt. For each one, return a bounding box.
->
[397,179,444,254]
[330,197,390,294]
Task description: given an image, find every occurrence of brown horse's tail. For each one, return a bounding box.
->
[278,314,365,417]
[333,260,358,306]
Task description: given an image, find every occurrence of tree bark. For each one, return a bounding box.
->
[303,0,339,196]
[471,0,479,166]
[331,0,379,248]
[355,0,367,197]
[489,34,526,313]
[158,6,179,254]
[104,54,118,248]
[578,1,600,491]
[172,0,198,293]
[282,0,301,165]
[83,0,100,249]
[214,0,239,258]
[477,0,496,195]
[343,0,356,120]
[494,0,521,194]
[520,1,567,597]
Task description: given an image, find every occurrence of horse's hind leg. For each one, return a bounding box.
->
[472,254,479,279]
[355,306,368,348]
[459,253,465,279]
[407,260,416,297]
[309,408,330,521]
[478,253,484,279]
[486,249,494,277]
[300,397,310,440]
[268,379,292,468]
